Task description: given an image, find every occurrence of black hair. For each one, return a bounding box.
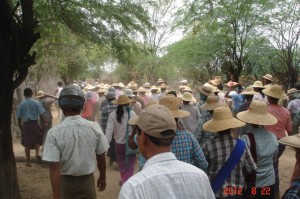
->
[216,83,223,91]
[116,105,125,123]
[267,96,279,104]
[167,90,177,97]
[24,88,33,97]
[244,95,254,101]
[183,100,190,105]
[145,130,175,146]
[58,81,63,86]
[254,87,265,98]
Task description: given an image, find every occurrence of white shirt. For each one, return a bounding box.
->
[106,107,136,144]
[118,152,215,199]
[42,115,109,176]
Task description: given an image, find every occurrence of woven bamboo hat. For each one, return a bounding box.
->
[262,85,286,99]
[200,96,227,111]
[150,86,158,91]
[36,91,45,98]
[182,86,193,92]
[137,87,147,93]
[287,88,300,96]
[262,74,273,82]
[180,92,193,102]
[128,81,137,88]
[97,88,106,94]
[159,95,190,118]
[157,78,166,84]
[112,95,134,105]
[237,100,277,125]
[203,107,245,132]
[251,81,264,89]
[240,87,258,95]
[211,86,221,93]
[278,134,300,148]
[198,85,213,96]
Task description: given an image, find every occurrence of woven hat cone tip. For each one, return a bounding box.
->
[180,92,193,102]
[203,107,245,132]
[112,95,133,105]
[36,91,45,98]
[200,96,227,111]
[278,133,300,148]
[240,87,258,95]
[251,81,264,88]
[237,100,277,125]
[262,85,286,99]
[159,95,190,118]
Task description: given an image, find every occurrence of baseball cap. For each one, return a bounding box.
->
[128,104,176,138]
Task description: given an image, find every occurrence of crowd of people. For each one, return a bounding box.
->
[15,75,300,199]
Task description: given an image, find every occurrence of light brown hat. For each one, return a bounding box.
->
[200,96,227,111]
[180,92,193,102]
[157,78,166,84]
[159,95,190,118]
[97,83,106,89]
[143,82,151,88]
[119,82,125,88]
[251,81,264,89]
[150,86,158,91]
[36,91,45,98]
[97,88,106,93]
[137,87,147,93]
[182,86,193,92]
[287,88,300,96]
[160,83,167,88]
[278,134,300,148]
[83,84,96,94]
[203,107,245,132]
[262,74,273,82]
[112,83,120,87]
[198,85,213,96]
[237,100,277,125]
[112,95,134,105]
[240,87,258,95]
[211,86,221,93]
[128,81,137,88]
[262,84,286,99]
[128,104,176,139]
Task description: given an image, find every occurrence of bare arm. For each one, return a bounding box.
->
[96,153,107,192]
[49,162,61,199]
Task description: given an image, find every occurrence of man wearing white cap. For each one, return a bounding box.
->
[118,104,214,199]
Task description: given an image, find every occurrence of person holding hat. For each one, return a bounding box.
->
[195,95,227,147]
[287,88,300,119]
[17,88,46,167]
[159,95,208,170]
[100,87,118,169]
[263,84,292,199]
[225,81,243,115]
[118,104,214,199]
[179,92,201,136]
[36,91,58,146]
[251,81,268,103]
[262,74,273,87]
[237,100,279,198]
[106,95,137,185]
[202,107,257,198]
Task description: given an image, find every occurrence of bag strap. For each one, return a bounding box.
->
[246,133,257,189]
[211,139,246,193]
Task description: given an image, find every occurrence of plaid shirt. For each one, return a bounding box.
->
[195,112,214,147]
[203,132,257,197]
[171,129,208,171]
[282,176,300,199]
[101,101,117,134]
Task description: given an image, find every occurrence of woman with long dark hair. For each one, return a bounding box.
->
[106,95,137,185]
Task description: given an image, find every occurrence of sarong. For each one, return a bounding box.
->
[21,121,43,149]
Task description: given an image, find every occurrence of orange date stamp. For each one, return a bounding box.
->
[223,186,271,196]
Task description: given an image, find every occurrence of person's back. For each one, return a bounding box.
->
[119,152,213,199]
[180,102,200,134]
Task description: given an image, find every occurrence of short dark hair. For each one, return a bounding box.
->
[183,100,190,105]
[58,81,63,86]
[267,95,279,104]
[167,90,177,97]
[23,88,33,97]
[144,130,175,147]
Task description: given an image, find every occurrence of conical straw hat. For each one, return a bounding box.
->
[180,92,193,102]
[262,85,286,99]
[36,91,45,98]
[287,88,300,96]
[198,86,213,96]
[159,95,190,118]
[237,100,277,125]
[200,96,227,111]
[137,87,147,92]
[278,133,300,148]
[251,81,264,88]
[112,95,134,105]
[203,107,245,132]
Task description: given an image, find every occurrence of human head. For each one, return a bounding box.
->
[262,74,273,86]
[57,81,63,87]
[58,85,85,115]
[24,88,33,98]
[263,85,286,105]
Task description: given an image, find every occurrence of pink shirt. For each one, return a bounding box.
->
[265,104,292,139]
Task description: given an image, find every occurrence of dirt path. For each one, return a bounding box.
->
[15,106,296,198]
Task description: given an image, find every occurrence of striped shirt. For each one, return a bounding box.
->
[171,129,208,171]
[203,132,257,197]
[17,98,45,122]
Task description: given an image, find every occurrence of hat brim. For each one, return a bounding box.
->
[170,110,190,118]
[278,134,300,148]
[287,90,300,95]
[200,102,227,111]
[240,91,258,95]
[251,85,265,89]
[128,115,139,125]
[198,86,213,96]
[203,118,245,132]
[262,76,273,82]
[237,111,277,126]
[36,95,44,98]
[181,97,193,102]
[112,99,134,105]
[262,89,286,99]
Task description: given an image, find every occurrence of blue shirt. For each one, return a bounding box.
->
[241,127,278,187]
[229,91,243,112]
[171,129,208,171]
[17,98,45,122]
[282,176,300,199]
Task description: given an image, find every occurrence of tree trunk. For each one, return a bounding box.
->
[0,78,21,198]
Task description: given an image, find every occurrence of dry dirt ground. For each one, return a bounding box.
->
[15,107,296,199]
